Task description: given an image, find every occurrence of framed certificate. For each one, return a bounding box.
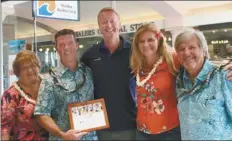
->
[68,98,110,132]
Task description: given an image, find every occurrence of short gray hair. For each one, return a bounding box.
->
[174,29,209,59]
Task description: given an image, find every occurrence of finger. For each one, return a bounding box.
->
[227,72,232,80]
[75,132,88,139]
[77,132,88,135]
[227,75,232,81]
[223,64,232,71]
[74,130,82,134]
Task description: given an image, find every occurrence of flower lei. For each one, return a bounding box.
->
[136,56,163,87]
[12,82,36,104]
[12,75,43,105]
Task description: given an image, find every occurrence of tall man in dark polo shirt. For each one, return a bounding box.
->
[81,7,136,140]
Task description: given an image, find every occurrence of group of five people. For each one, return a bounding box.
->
[1,7,232,140]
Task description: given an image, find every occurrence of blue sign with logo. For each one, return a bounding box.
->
[8,40,25,54]
[32,0,80,21]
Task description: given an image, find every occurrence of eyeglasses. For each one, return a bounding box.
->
[49,66,86,93]
[21,64,38,72]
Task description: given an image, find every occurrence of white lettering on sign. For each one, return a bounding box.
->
[34,1,79,21]
[76,21,156,38]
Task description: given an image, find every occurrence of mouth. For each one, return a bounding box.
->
[64,51,72,55]
[184,57,194,63]
[106,29,115,33]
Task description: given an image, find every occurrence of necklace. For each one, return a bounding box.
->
[176,66,220,98]
[13,82,36,104]
[12,75,42,104]
[136,56,163,87]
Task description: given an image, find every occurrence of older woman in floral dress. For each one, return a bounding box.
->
[1,50,48,140]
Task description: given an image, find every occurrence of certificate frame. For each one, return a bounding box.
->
[68,98,110,132]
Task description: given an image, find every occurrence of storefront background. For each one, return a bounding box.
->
[1,1,232,92]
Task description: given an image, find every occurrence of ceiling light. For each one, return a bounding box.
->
[168,37,172,41]
[212,30,215,33]
[39,48,43,52]
[224,29,227,32]
[79,45,84,48]
[46,48,50,51]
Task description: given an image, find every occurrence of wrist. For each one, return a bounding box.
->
[58,130,65,139]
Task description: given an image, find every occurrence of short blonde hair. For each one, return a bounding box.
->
[174,29,209,58]
[97,7,120,25]
[130,23,177,75]
[13,50,41,77]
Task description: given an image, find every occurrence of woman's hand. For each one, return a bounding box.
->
[223,62,232,80]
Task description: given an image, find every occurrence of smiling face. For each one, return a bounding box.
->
[18,61,40,85]
[176,35,205,74]
[138,30,159,59]
[56,34,78,65]
[98,11,121,39]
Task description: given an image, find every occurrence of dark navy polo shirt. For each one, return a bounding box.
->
[81,36,136,131]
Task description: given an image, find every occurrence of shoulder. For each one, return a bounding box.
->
[80,62,92,74]
[203,64,232,93]
[41,73,53,84]
[82,43,101,56]
[80,43,102,64]
[1,85,19,99]
[217,69,232,89]
[39,72,56,91]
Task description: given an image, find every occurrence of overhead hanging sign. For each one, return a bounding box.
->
[33,0,80,21]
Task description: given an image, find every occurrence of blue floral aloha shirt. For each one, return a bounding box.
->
[34,62,98,140]
[176,59,232,140]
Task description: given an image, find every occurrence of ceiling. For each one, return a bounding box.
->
[2,1,232,40]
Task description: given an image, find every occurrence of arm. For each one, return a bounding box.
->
[222,72,232,119]
[1,87,18,140]
[36,115,63,138]
[34,77,87,140]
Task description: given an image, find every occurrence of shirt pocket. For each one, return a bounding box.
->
[204,96,225,119]
[205,96,224,107]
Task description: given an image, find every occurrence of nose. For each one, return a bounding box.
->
[105,21,112,28]
[143,41,149,47]
[63,44,69,50]
[183,48,191,56]
[28,67,33,73]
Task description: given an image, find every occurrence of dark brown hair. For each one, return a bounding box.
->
[54,29,77,48]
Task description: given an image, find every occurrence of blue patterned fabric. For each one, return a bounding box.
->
[34,62,98,140]
[176,59,232,140]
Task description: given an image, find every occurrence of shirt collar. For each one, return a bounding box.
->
[183,59,214,83]
[55,61,83,76]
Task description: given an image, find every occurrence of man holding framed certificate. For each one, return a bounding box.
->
[34,29,98,140]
